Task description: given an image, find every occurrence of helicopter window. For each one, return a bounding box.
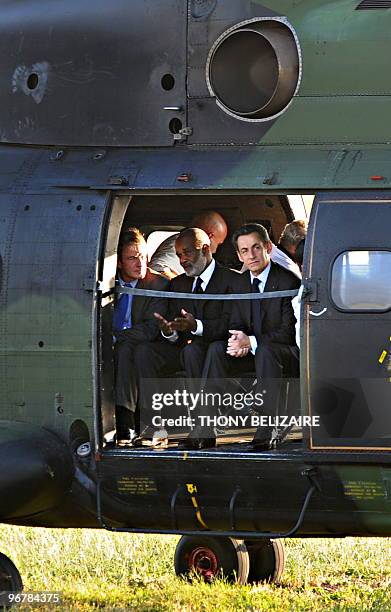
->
[331,250,391,311]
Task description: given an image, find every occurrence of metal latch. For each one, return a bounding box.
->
[301,279,319,302]
[173,127,193,141]
[108,176,129,186]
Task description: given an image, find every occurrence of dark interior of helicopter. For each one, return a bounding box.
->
[99,194,303,451]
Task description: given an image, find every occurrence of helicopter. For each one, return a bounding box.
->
[1,0,391,594]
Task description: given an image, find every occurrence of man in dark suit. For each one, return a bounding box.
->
[136,227,240,447]
[202,223,300,450]
[113,228,169,441]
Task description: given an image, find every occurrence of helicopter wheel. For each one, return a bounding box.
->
[174,536,250,584]
[0,552,23,607]
[244,538,285,584]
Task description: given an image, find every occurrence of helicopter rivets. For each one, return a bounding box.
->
[263,172,279,185]
[76,442,91,458]
[177,173,192,183]
[93,151,106,161]
[51,150,64,161]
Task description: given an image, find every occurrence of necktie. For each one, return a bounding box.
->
[192,276,204,319]
[193,277,204,293]
[251,277,262,339]
[113,283,133,332]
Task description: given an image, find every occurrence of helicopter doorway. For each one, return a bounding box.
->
[304,192,391,450]
[97,192,303,451]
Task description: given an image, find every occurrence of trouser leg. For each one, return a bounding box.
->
[254,343,284,420]
[181,339,208,400]
[253,343,299,442]
[192,341,251,438]
[114,339,139,437]
[115,340,138,413]
[134,341,182,434]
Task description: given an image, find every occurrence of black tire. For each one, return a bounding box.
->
[174,536,250,584]
[0,553,23,608]
[245,538,285,584]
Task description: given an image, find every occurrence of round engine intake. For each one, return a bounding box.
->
[207,19,301,121]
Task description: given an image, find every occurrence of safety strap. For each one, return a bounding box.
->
[115,286,299,300]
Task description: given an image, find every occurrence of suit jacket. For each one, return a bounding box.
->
[167,261,241,344]
[115,268,169,344]
[231,262,300,346]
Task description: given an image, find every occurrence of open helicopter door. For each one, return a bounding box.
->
[304,192,391,451]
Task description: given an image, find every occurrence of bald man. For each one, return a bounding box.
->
[149,210,228,278]
[135,227,240,449]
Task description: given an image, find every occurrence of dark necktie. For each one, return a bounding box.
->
[251,277,262,340]
[193,277,204,293]
[192,276,204,319]
[113,282,133,332]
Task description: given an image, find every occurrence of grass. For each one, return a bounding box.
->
[0,526,390,611]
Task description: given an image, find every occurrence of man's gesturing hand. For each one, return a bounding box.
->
[154,312,173,335]
[170,309,197,333]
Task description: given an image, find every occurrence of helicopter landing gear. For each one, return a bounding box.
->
[0,552,23,606]
[245,539,285,584]
[174,536,250,584]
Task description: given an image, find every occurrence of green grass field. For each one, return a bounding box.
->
[0,526,390,611]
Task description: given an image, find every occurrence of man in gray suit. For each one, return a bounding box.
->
[113,228,169,441]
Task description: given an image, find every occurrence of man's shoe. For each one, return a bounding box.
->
[178,437,216,450]
[250,427,279,451]
[115,406,137,443]
[250,437,275,451]
[116,428,137,443]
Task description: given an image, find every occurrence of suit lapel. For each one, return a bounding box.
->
[261,263,279,323]
[204,263,221,294]
[178,275,194,316]
[241,271,252,328]
[197,263,220,318]
[131,276,145,325]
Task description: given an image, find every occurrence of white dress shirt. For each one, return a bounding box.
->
[248,262,271,355]
[291,293,301,348]
[271,244,301,279]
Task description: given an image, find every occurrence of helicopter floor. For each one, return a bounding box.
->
[115,427,302,450]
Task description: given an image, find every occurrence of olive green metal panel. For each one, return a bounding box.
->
[337,465,391,533]
[289,0,391,96]
[262,97,391,145]
[0,192,108,440]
